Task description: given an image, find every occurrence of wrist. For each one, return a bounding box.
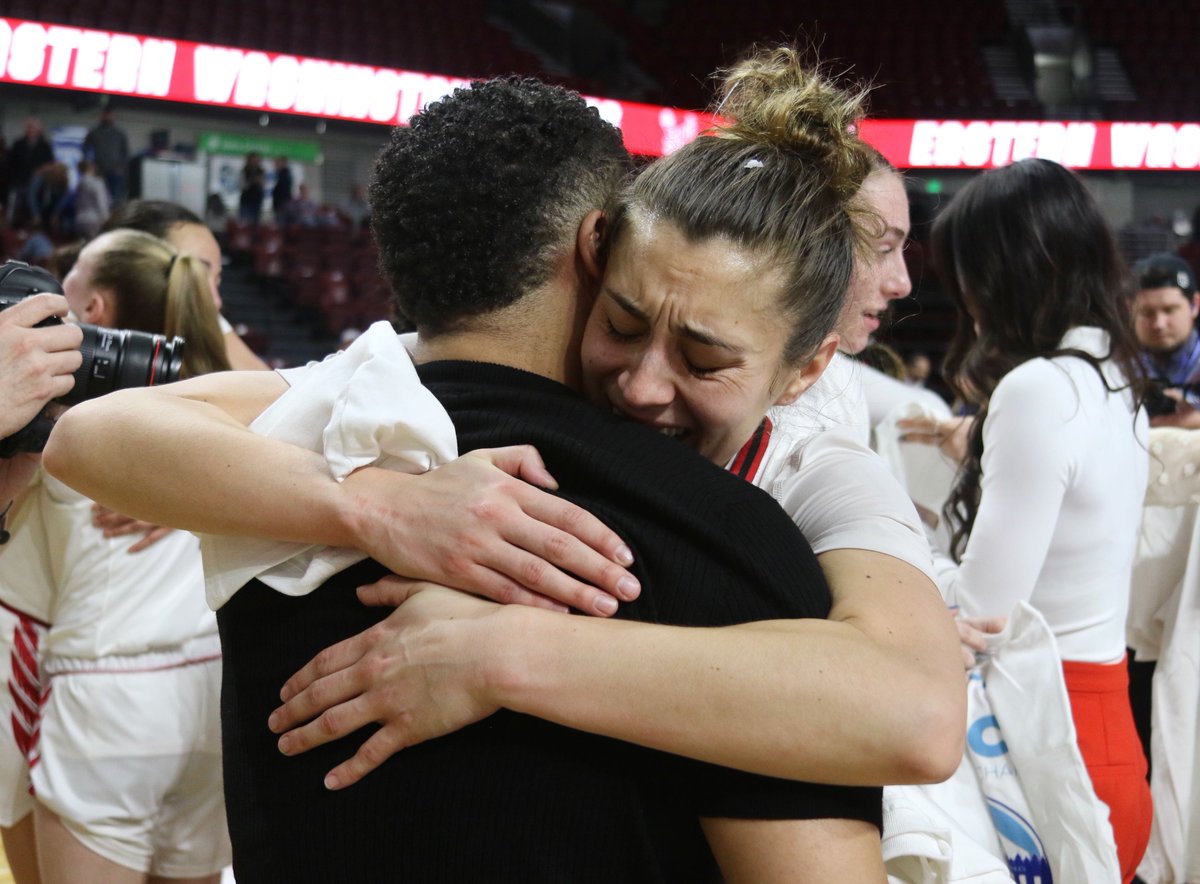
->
[332,467,415,555]
[481,604,565,714]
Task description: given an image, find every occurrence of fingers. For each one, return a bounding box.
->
[960,615,1007,635]
[484,525,633,615]
[272,666,366,739]
[322,729,409,790]
[278,630,370,704]
[126,526,174,553]
[517,484,634,568]
[92,508,148,535]
[355,575,427,608]
[1,292,70,327]
[955,619,989,653]
[472,445,558,490]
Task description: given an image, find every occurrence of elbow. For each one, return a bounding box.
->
[888,674,968,785]
[42,395,107,486]
[41,404,83,482]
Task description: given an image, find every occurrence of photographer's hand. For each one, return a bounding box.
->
[1150,389,1200,429]
[0,293,83,440]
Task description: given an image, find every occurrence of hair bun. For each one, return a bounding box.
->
[713,45,871,200]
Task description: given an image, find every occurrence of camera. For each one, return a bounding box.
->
[0,260,185,456]
[1144,379,1200,417]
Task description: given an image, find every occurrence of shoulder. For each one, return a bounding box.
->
[992,355,1086,415]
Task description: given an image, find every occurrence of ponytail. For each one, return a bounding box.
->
[164,254,231,378]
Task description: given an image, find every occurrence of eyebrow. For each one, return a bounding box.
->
[605,288,743,352]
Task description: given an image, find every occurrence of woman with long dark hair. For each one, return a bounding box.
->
[932,157,1152,882]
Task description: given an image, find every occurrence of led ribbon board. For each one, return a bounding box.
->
[2,16,1198,168]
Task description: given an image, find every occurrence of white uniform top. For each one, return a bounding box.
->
[0,470,56,623]
[735,418,935,581]
[201,322,457,610]
[771,351,871,447]
[935,327,1148,663]
[37,472,216,660]
[860,362,953,430]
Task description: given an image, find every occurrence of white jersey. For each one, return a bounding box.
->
[935,327,1147,663]
[770,351,870,447]
[728,416,935,581]
[0,470,56,622]
[38,472,216,659]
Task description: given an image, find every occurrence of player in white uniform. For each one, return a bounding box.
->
[0,470,55,884]
[25,229,232,884]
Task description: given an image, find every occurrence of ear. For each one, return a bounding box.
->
[1190,293,1199,319]
[773,334,840,407]
[79,288,112,325]
[576,209,606,282]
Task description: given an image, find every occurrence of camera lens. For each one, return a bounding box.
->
[62,324,186,405]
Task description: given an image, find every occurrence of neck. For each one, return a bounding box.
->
[411,274,592,391]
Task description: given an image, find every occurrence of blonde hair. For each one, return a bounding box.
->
[84,229,231,378]
[602,45,874,366]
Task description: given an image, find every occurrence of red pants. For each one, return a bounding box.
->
[1063,658,1153,884]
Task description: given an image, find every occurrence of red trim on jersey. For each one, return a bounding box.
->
[729,416,773,483]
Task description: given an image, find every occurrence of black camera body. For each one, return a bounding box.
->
[1144,378,1200,417]
[0,260,186,456]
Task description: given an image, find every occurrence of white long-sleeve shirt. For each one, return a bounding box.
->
[936,327,1148,663]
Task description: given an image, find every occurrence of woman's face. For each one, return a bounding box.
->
[581,215,824,466]
[835,170,912,355]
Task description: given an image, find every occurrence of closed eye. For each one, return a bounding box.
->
[604,317,641,342]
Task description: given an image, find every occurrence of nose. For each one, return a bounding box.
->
[883,252,912,301]
[618,349,676,411]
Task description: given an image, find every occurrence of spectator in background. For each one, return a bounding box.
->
[284,183,320,227]
[1131,252,1200,428]
[73,159,111,240]
[904,350,931,387]
[82,107,129,207]
[204,193,229,234]
[238,153,265,224]
[16,221,54,266]
[27,162,70,234]
[271,156,293,221]
[340,183,370,232]
[6,119,54,227]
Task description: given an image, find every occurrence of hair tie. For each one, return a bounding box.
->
[166,254,178,277]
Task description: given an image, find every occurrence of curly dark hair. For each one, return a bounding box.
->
[369,78,630,334]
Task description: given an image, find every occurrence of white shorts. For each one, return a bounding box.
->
[0,603,46,827]
[32,653,231,876]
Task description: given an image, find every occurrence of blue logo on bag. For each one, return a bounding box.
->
[987,798,1053,884]
[967,714,1009,757]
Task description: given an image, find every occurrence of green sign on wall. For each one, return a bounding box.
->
[198,132,323,164]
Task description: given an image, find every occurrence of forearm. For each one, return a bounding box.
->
[702,817,886,884]
[42,381,370,548]
[487,601,963,785]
